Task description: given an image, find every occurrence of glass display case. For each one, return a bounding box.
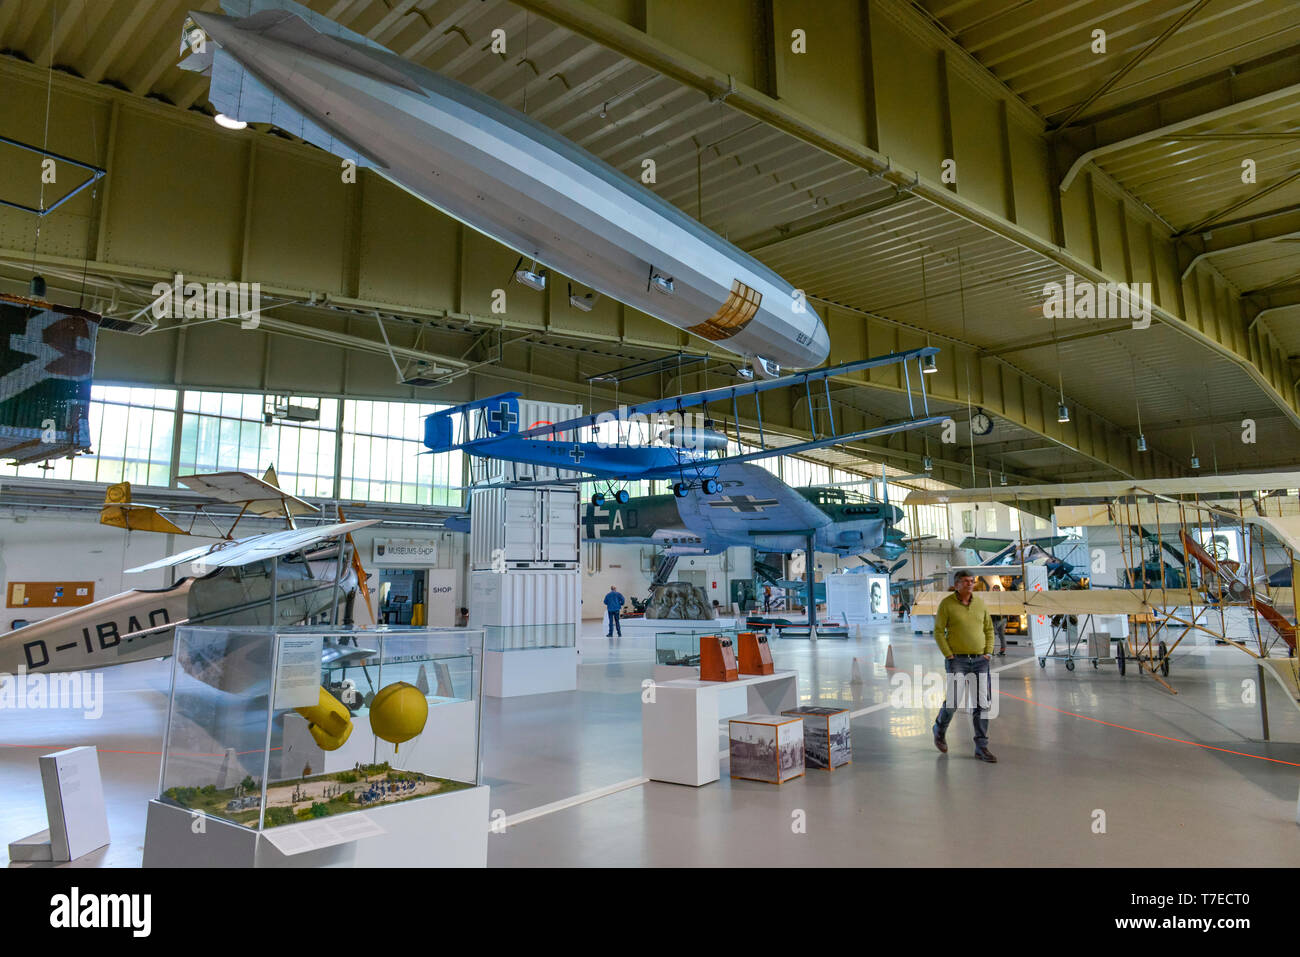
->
[655,629,739,666]
[484,622,576,651]
[158,626,483,831]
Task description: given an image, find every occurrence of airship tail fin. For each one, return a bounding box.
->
[182,0,396,170]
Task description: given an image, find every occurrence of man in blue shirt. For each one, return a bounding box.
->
[603,586,625,637]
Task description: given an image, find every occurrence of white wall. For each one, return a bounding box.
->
[580,543,755,618]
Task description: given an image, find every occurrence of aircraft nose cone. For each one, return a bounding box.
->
[804,318,831,367]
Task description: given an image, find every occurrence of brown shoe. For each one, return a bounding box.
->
[932,726,947,753]
[975,749,998,763]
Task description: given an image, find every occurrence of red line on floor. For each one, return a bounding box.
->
[998,690,1300,767]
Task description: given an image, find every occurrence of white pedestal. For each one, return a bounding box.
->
[279,697,479,783]
[8,746,111,863]
[642,670,799,786]
[484,647,577,697]
[621,617,737,638]
[143,784,490,867]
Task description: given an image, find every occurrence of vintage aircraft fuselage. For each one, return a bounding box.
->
[580,488,901,557]
[0,556,356,675]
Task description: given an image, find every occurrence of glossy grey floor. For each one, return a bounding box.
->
[3,620,1298,867]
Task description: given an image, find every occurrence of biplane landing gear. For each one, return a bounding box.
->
[702,478,721,495]
[615,489,630,504]
[591,493,605,506]
[1038,658,1046,668]
[672,483,689,498]
[1158,640,1170,677]
[1065,658,1075,672]
[1116,641,1126,676]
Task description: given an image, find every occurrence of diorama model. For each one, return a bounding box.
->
[164,762,470,829]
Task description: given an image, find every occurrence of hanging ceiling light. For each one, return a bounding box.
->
[1191,454,1200,469]
[921,353,937,374]
[1056,402,1070,424]
[922,455,933,472]
[514,261,548,291]
[1137,434,1147,452]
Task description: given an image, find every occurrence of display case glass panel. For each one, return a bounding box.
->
[158,626,483,830]
[654,629,740,666]
[483,623,575,651]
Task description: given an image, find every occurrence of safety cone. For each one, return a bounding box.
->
[850,657,863,684]
[884,644,896,670]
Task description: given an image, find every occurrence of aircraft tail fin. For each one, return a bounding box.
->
[182,0,394,169]
[99,482,188,535]
[423,393,523,452]
[103,481,132,506]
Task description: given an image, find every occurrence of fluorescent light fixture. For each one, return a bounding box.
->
[736,367,754,380]
[1137,434,1147,452]
[650,274,675,295]
[514,267,548,291]
[921,354,937,374]
[214,113,247,130]
[1056,403,1070,423]
[569,292,595,312]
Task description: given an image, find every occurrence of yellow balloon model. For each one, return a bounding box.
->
[369,681,428,753]
[294,686,354,751]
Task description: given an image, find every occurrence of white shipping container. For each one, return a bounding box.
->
[470,567,581,650]
[471,487,579,569]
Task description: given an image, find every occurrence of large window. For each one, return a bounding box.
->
[178,391,338,497]
[341,399,462,506]
[4,385,175,485]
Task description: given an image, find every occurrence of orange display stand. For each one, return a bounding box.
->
[736,631,773,675]
[699,635,738,682]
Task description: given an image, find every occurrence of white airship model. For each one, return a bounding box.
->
[182,0,830,374]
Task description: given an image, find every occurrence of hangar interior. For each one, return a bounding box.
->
[0,0,1298,868]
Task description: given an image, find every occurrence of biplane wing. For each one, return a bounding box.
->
[905,471,1300,506]
[910,588,1204,617]
[124,520,379,573]
[178,466,319,517]
[425,349,946,483]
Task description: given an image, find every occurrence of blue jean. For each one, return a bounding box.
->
[606,609,621,636]
[934,655,990,751]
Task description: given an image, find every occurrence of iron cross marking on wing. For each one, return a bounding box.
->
[488,401,517,432]
[707,495,779,512]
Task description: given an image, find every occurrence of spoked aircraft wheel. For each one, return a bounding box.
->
[672,482,689,498]
[702,477,721,495]
[1039,657,1046,668]
[1116,642,1126,676]
[1158,640,1170,677]
[616,489,630,504]
[1066,658,1075,671]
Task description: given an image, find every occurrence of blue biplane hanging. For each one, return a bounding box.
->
[424,347,944,504]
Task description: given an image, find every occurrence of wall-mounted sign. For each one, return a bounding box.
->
[372,538,438,566]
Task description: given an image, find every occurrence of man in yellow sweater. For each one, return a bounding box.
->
[932,571,997,763]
